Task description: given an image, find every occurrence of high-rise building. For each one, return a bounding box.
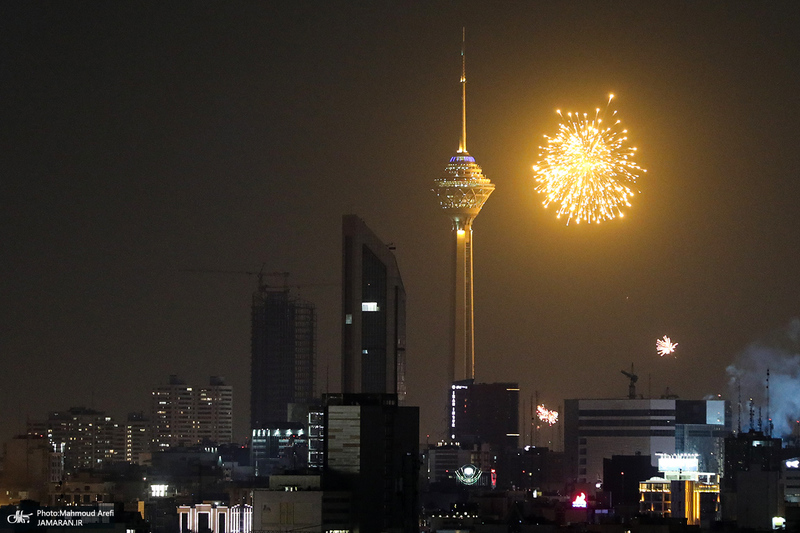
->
[28,407,122,472]
[450,380,519,450]
[721,429,784,529]
[321,394,419,533]
[151,375,233,448]
[251,287,316,428]
[198,376,234,443]
[564,398,730,488]
[124,412,151,464]
[433,32,494,384]
[342,215,406,398]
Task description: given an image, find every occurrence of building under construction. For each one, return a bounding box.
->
[250,286,316,429]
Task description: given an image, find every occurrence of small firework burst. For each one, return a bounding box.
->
[537,404,559,426]
[656,335,678,356]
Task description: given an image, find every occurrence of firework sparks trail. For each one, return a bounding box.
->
[532,94,645,224]
[656,335,678,356]
[537,404,558,426]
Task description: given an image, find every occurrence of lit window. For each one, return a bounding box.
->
[345,314,353,324]
[362,302,379,312]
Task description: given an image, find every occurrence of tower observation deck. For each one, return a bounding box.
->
[433,31,495,383]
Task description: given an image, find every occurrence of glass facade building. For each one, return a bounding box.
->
[342,215,406,398]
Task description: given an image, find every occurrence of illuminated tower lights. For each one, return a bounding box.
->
[433,30,494,383]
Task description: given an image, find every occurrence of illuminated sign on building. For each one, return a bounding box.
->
[455,464,482,485]
[450,383,469,435]
[786,459,799,469]
[657,453,699,473]
[150,484,169,498]
[572,492,587,508]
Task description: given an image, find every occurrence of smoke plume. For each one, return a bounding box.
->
[726,317,800,437]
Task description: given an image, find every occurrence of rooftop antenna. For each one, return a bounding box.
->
[749,397,755,432]
[737,378,742,434]
[534,390,540,447]
[459,27,467,153]
[767,368,773,437]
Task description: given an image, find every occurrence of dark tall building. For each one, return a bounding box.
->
[251,287,316,429]
[450,380,519,450]
[321,393,419,533]
[494,446,565,491]
[603,454,658,508]
[721,429,784,529]
[342,215,406,399]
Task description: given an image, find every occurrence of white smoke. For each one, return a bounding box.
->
[726,318,800,437]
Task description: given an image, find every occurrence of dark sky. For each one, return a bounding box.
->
[3,2,800,446]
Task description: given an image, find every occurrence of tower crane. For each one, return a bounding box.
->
[621,364,638,400]
[179,264,288,292]
[180,265,336,294]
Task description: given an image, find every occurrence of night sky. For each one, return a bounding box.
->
[3,2,800,446]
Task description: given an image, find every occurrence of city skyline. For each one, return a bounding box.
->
[3,3,800,445]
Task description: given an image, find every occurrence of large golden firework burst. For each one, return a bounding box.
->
[533,95,645,225]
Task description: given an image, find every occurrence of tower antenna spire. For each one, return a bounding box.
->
[459,27,467,153]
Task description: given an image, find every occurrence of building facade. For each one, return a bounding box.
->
[450,380,519,450]
[784,456,800,504]
[250,425,307,477]
[721,429,784,529]
[251,288,316,428]
[27,407,122,472]
[342,214,406,399]
[564,398,730,488]
[322,394,419,533]
[0,435,62,504]
[151,375,233,449]
[124,411,151,464]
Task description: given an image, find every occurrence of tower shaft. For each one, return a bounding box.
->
[450,219,476,382]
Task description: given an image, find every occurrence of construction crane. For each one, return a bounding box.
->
[180,264,289,293]
[621,364,638,400]
[180,265,336,294]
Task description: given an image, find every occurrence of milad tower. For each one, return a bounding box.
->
[433,32,495,384]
